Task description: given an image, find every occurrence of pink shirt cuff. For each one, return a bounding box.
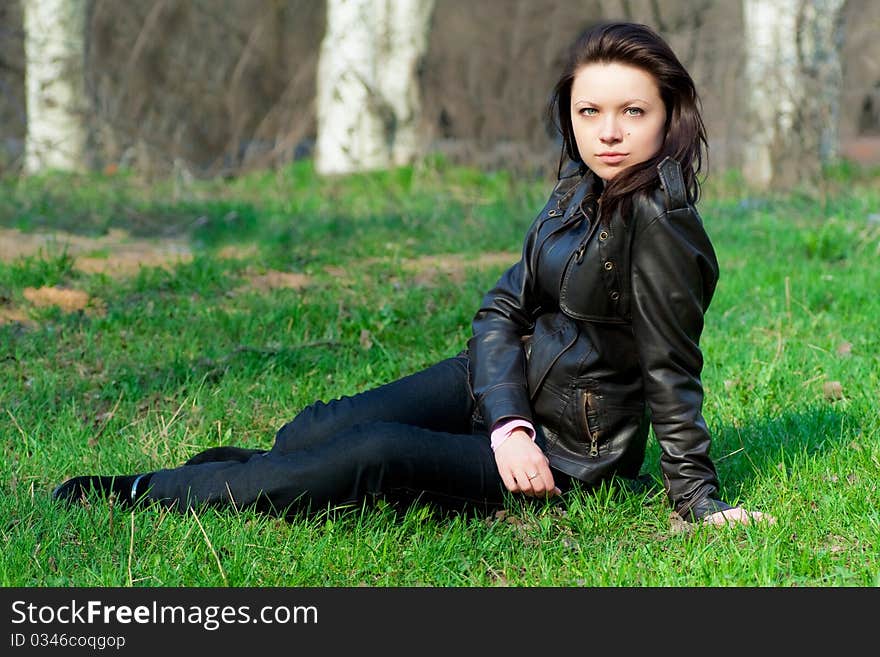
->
[490,419,536,452]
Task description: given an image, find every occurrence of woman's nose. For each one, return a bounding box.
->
[599,117,622,143]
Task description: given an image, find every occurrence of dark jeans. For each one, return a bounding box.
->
[147,355,569,517]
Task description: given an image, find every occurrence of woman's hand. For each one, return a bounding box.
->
[494,430,561,498]
[702,506,776,526]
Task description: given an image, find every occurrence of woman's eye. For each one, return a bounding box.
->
[580,107,598,116]
[624,107,644,116]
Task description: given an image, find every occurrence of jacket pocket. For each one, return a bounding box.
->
[524,313,579,401]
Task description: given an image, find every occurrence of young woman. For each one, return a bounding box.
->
[54,22,773,527]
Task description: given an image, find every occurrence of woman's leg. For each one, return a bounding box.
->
[181,356,477,466]
[54,355,498,514]
[270,355,476,454]
[144,354,492,514]
[146,420,505,516]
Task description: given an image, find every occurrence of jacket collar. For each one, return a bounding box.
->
[562,171,602,224]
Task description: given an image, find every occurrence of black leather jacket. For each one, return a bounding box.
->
[467,157,727,519]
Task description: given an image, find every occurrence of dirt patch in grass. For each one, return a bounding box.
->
[236,268,312,293]
[0,227,515,309]
[325,251,518,286]
[396,252,517,285]
[1,286,106,325]
[0,228,186,324]
[0,227,192,277]
[217,244,260,260]
[23,286,90,312]
[0,304,33,326]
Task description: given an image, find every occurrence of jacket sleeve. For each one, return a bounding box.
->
[630,195,723,518]
[467,215,542,431]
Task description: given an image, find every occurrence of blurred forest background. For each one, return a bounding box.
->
[1,0,879,185]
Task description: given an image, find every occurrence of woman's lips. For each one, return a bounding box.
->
[596,153,627,164]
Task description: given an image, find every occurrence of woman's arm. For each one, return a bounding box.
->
[629,187,724,519]
[469,224,562,497]
[468,241,538,431]
[630,189,773,525]
[468,174,582,498]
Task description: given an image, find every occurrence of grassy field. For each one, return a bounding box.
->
[1,158,878,586]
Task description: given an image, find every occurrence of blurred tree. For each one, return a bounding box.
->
[743,0,845,189]
[23,0,89,173]
[0,1,26,176]
[315,0,435,175]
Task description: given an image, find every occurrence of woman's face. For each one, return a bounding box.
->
[570,62,666,181]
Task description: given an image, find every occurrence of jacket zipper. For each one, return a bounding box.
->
[580,390,600,457]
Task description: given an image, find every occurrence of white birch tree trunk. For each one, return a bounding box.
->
[23,0,88,173]
[742,0,845,189]
[315,0,434,175]
[797,0,846,166]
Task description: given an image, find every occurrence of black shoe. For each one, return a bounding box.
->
[184,446,266,465]
[52,474,143,506]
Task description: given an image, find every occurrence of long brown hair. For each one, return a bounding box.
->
[547,22,708,221]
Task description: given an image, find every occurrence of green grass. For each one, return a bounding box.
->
[1,157,879,586]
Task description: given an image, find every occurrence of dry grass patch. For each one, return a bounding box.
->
[0,304,34,326]
[0,228,192,277]
[22,286,107,318]
[23,286,90,312]
[391,251,517,286]
[1,285,106,325]
[320,251,518,287]
[216,244,260,260]
[236,268,312,294]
